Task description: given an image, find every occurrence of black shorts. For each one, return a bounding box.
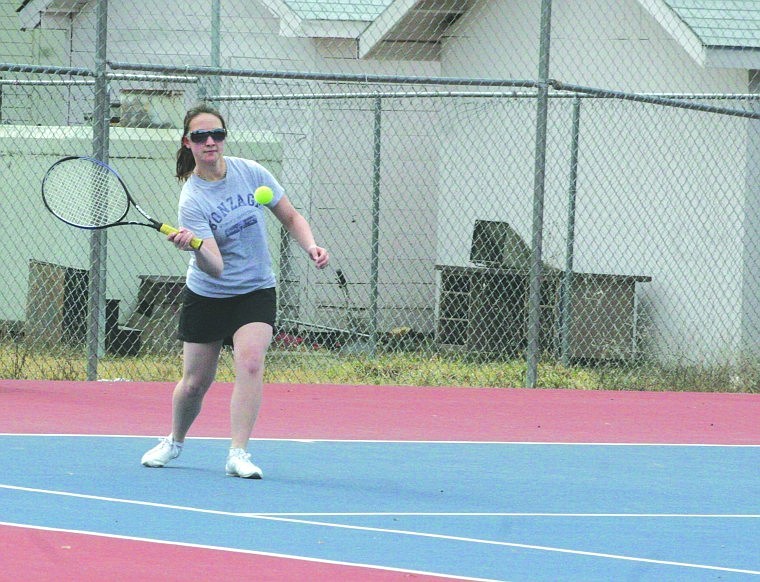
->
[178,287,277,346]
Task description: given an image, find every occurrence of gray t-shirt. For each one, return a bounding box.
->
[178,156,283,298]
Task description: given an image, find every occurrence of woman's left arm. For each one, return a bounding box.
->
[270,195,329,269]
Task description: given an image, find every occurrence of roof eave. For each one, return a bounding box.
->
[16,0,48,30]
[300,20,370,39]
[261,0,373,39]
[16,0,89,30]
[704,46,760,70]
[637,0,707,66]
[359,0,417,58]
[259,0,304,37]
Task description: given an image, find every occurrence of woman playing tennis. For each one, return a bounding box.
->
[141,104,329,478]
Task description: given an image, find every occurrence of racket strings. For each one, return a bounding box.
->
[44,159,128,227]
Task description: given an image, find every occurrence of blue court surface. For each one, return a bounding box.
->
[1,434,758,580]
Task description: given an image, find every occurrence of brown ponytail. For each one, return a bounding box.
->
[175,103,227,182]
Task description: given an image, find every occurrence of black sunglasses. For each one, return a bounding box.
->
[188,128,227,143]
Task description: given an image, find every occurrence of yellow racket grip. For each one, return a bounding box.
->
[159,224,203,250]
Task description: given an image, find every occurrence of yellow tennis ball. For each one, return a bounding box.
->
[254,186,274,205]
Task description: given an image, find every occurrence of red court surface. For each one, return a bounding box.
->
[0,523,453,582]
[1,379,758,443]
[1,380,758,581]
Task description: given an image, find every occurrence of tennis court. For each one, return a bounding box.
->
[3,4,760,580]
[1,380,758,581]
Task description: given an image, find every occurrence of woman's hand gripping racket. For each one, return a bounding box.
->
[42,156,203,250]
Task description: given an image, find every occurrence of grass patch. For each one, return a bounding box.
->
[0,341,756,392]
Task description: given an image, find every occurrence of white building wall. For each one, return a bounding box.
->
[2,0,756,359]
[435,0,750,362]
[1,0,442,334]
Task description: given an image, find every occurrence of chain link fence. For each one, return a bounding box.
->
[1,0,759,390]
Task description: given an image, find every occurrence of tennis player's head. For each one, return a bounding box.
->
[176,103,227,182]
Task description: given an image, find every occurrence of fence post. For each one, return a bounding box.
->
[741,72,760,356]
[526,0,553,388]
[87,0,110,381]
[560,97,581,365]
[209,0,221,104]
[369,95,382,356]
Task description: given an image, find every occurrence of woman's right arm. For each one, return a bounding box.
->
[167,229,224,278]
[192,236,223,278]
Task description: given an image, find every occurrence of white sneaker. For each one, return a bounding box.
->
[225,448,263,479]
[141,436,182,468]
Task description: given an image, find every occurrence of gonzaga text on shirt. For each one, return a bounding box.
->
[178,156,284,297]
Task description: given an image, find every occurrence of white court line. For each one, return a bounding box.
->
[0,521,496,582]
[1,433,759,446]
[2,484,757,519]
[1,483,758,576]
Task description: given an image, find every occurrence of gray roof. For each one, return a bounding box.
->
[15,0,760,65]
[18,1,760,50]
[282,0,392,21]
[666,0,760,48]
[278,1,760,51]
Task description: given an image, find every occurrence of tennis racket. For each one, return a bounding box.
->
[42,156,203,250]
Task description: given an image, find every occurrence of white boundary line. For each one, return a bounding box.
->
[1,484,759,576]
[1,485,757,519]
[0,521,495,582]
[1,433,759,446]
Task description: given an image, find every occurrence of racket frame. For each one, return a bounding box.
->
[42,156,203,250]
